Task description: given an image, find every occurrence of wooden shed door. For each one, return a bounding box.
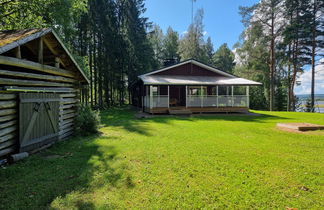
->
[19,93,60,152]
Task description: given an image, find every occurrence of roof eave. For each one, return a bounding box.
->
[0,28,51,54]
[51,30,90,84]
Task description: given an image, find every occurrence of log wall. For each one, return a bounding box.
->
[0,55,85,158]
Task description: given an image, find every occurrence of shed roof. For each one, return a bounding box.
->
[0,28,89,83]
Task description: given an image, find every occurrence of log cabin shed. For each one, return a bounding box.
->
[0,28,89,158]
[132,59,262,114]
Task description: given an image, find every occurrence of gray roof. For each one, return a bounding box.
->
[138,60,262,86]
[139,75,262,85]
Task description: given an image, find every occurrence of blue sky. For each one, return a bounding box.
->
[144,0,324,95]
[144,0,258,50]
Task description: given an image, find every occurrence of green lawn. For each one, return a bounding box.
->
[1,107,323,209]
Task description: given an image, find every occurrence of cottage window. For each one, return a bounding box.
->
[188,86,207,95]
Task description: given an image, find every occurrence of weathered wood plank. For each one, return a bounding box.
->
[59,109,75,116]
[0,101,16,109]
[60,113,76,121]
[0,120,17,129]
[59,126,74,136]
[60,123,74,131]
[0,55,75,78]
[0,94,16,100]
[59,104,77,110]
[0,145,15,157]
[0,125,17,137]
[60,93,76,98]
[0,69,76,83]
[59,118,74,127]
[0,78,73,87]
[38,37,44,64]
[59,130,73,141]
[60,98,78,105]
[0,115,16,123]
[15,46,21,59]
[5,86,77,93]
[0,133,16,143]
[0,139,16,150]
[0,109,16,117]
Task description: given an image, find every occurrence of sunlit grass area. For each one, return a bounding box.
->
[1,107,323,209]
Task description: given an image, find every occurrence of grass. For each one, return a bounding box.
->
[1,107,323,209]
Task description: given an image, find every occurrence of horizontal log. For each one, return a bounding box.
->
[0,145,15,157]
[60,113,76,121]
[60,93,76,98]
[59,126,74,136]
[0,120,17,129]
[59,118,74,127]
[0,115,16,123]
[60,98,78,105]
[0,55,75,78]
[0,94,16,100]
[59,130,73,141]
[0,78,73,87]
[0,109,16,116]
[0,139,16,150]
[0,101,16,109]
[0,132,15,143]
[4,86,77,93]
[60,122,74,131]
[0,125,17,137]
[60,104,77,110]
[59,109,75,115]
[0,69,76,83]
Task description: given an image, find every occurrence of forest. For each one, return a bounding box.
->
[0,0,323,111]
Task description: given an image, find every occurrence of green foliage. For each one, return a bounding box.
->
[213,43,235,73]
[75,105,100,135]
[1,107,324,209]
[163,27,180,64]
[178,9,209,62]
[304,98,313,112]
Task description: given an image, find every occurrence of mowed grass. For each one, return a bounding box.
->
[1,107,323,209]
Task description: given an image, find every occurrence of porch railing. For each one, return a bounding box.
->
[144,95,248,108]
[144,95,168,108]
[187,95,248,107]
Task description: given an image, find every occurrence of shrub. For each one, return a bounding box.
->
[75,105,101,135]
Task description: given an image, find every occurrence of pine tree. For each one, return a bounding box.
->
[205,37,214,65]
[162,27,180,65]
[213,43,235,73]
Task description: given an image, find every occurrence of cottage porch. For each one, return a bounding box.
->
[143,85,250,114]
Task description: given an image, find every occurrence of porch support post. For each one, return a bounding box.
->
[216,86,219,107]
[201,85,203,107]
[246,86,250,108]
[231,86,234,107]
[150,85,153,109]
[185,85,187,108]
[167,85,170,108]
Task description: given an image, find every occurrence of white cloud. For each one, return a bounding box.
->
[295,62,324,95]
[203,31,208,36]
[182,31,188,35]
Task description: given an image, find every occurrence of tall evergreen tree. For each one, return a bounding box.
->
[205,37,214,65]
[213,43,235,73]
[178,9,207,62]
[162,27,180,65]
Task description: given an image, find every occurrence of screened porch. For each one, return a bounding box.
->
[143,85,250,109]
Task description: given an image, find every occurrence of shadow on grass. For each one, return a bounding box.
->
[0,134,133,210]
[100,106,291,136]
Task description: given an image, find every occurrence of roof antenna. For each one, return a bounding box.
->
[191,0,197,24]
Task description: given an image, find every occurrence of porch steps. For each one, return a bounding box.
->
[168,109,192,115]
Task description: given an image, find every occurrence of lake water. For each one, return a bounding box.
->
[299,100,324,113]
